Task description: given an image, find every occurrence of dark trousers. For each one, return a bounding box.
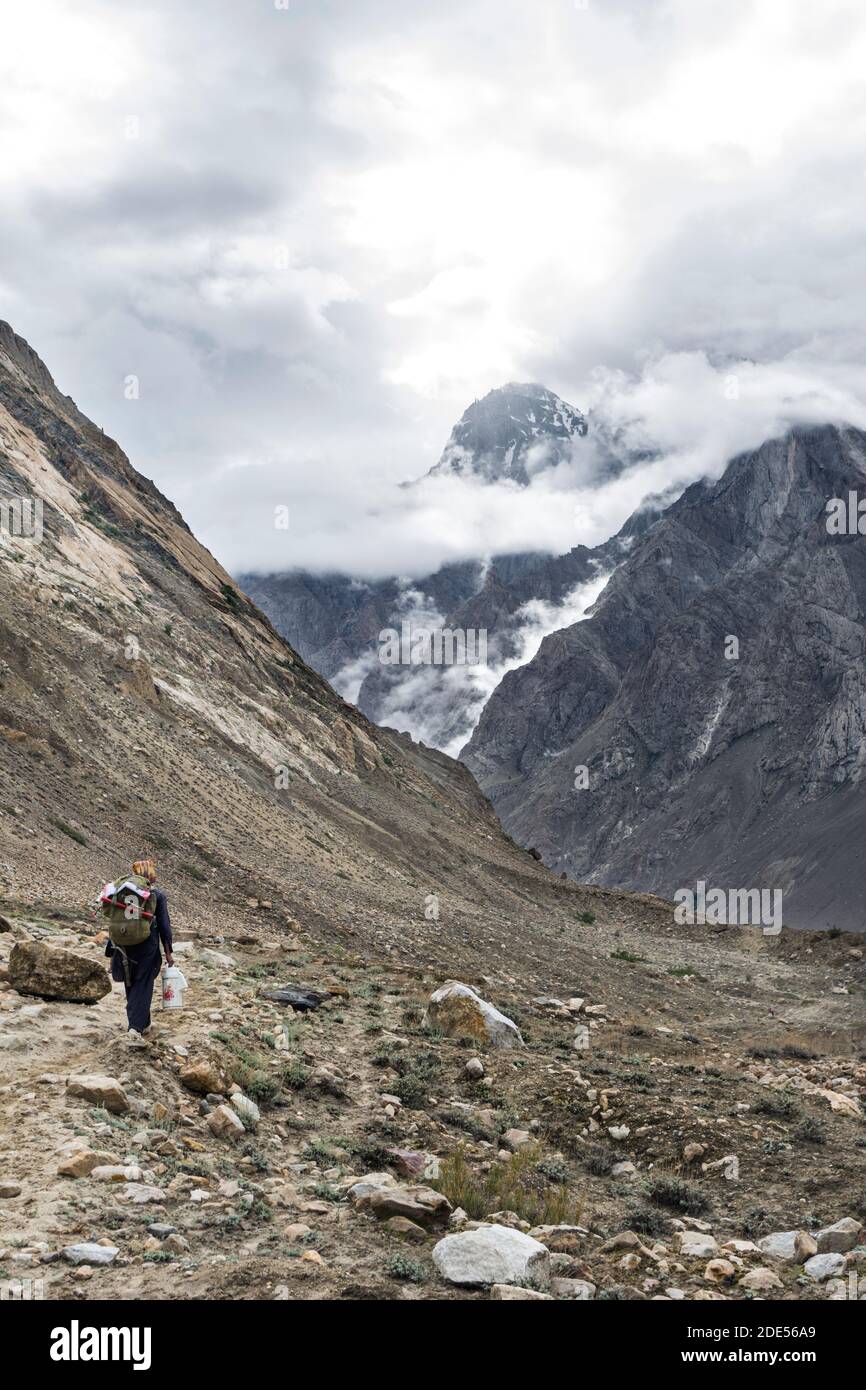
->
[111,936,162,1032]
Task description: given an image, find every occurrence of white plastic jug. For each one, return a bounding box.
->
[161,964,188,1011]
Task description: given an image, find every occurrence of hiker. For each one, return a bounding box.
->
[103,858,174,1048]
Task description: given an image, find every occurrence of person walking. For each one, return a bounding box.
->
[105,858,174,1047]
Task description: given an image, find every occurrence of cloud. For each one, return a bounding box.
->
[331,571,609,755]
[2,0,866,579]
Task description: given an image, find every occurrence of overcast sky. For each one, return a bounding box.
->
[4,0,866,578]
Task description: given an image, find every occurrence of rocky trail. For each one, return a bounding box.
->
[1,902,864,1302]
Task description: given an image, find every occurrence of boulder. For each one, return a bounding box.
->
[804,1252,847,1282]
[179,1059,226,1096]
[432,1224,551,1287]
[813,1218,862,1254]
[9,941,110,1004]
[757,1230,800,1261]
[423,981,524,1049]
[363,1183,452,1230]
[57,1150,118,1178]
[62,1243,119,1266]
[229,1093,260,1129]
[66,1074,130,1114]
[207,1104,245,1140]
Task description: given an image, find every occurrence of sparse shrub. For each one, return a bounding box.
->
[581,1143,616,1177]
[538,1157,570,1184]
[623,1202,672,1238]
[386,1253,426,1283]
[610,949,645,963]
[753,1093,801,1120]
[795,1112,828,1145]
[434,1144,583,1228]
[283,1059,309,1090]
[578,911,596,925]
[643,1172,710,1216]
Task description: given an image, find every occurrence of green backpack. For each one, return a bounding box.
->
[100,872,156,947]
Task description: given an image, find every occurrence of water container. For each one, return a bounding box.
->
[161,964,188,1011]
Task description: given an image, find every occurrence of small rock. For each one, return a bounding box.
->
[490,1284,553,1300]
[739,1267,784,1292]
[0,1181,22,1199]
[66,1074,130,1114]
[675,1231,719,1260]
[207,1104,246,1140]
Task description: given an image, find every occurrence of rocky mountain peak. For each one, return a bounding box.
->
[427,381,588,486]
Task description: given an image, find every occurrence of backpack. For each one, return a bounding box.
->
[100,872,156,947]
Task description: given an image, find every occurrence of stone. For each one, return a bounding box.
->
[464,1057,485,1080]
[161,1233,189,1254]
[757,1231,801,1262]
[422,981,524,1049]
[794,1231,818,1261]
[483,1210,530,1231]
[383,1216,428,1243]
[490,1284,554,1300]
[683,1142,706,1163]
[705,1259,736,1283]
[62,1243,119,1266]
[345,1172,397,1201]
[66,1074,130,1114]
[207,1104,246,1140]
[611,1161,636,1179]
[57,1150,117,1178]
[550,1277,596,1299]
[528,1225,586,1254]
[8,940,111,1004]
[285,1223,313,1241]
[739,1267,784,1292]
[363,1184,452,1230]
[90,1165,144,1183]
[385,1148,438,1180]
[813,1218,862,1254]
[114,1184,167,1204]
[502,1128,534,1152]
[179,1059,226,1096]
[0,1181,22,1198]
[229,1093,260,1128]
[721,1239,760,1255]
[433,1225,551,1287]
[804,1252,846,1282]
[675,1231,719,1259]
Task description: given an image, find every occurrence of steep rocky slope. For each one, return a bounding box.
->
[464,425,866,931]
[0,325,863,1303]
